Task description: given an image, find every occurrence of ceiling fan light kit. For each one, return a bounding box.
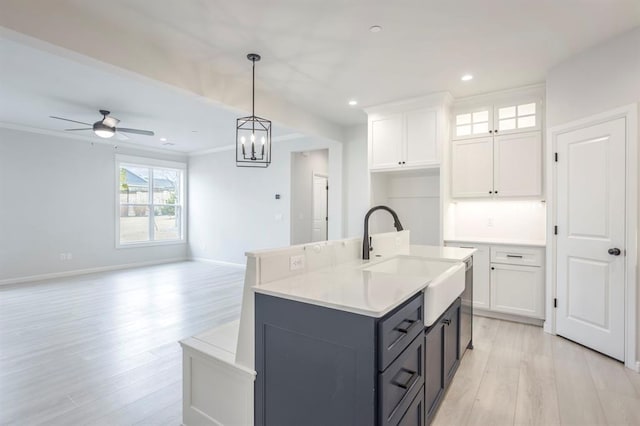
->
[236,53,271,168]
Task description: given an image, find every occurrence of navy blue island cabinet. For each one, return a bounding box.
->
[255,291,428,426]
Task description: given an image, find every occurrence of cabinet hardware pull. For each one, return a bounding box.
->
[489,130,493,134]
[460,246,475,249]
[443,318,451,325]
[395,319,417,334]
[495,129,499,133]
[489,191,493,194]
[506,255,523,258]
[392,367,418,390]
[491,267,495,270]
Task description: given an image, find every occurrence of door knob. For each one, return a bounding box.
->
[608,248,621,256]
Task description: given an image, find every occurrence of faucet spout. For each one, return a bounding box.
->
[362,205,404,260]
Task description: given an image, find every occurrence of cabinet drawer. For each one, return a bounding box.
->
[397,386,425,426]
[378,292,424,371]
[378,335,425,426]
[490,246,543,266]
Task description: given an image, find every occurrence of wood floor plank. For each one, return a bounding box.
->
[552,336,608,426]
[0,261,245,425]
[466,320,525,426]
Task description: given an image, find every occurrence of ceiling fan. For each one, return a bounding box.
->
[49,109,155,140]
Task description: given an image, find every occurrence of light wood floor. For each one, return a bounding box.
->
[0,261,245,425]
[433,316,640,426]
[2,262,639,425]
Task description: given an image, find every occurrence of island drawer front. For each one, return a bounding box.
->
[397,386,426,426]
[378,292,424,371]
[490,246,543,267]
[378,334,425,426]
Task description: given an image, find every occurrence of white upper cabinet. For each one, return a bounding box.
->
[404,108,438,168]
[370,114,403,169]
[367,93,451,172]
[369,108,439,170]
[450,88,544,199]
[451,137,494,198]
[493,131,542,197]
[493,100,541,136]
[452,106,493,140]
[452,97,541,140]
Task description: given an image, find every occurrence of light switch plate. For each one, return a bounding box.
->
[289,255,305,271]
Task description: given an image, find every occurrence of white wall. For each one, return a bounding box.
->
[188,137,343,265]
[546,27,640,128]
[343,124,370,238]
[450,200,546,242]
[0,127,188,283]
[290,149,328,245]
[546,26,640,365]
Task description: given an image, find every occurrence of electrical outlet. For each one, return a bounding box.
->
[289,255,305,271]
[59,253,66,261]
[66,253,73,260]
[488,217,494,227]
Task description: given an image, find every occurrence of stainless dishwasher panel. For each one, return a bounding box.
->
[460,257,473,356]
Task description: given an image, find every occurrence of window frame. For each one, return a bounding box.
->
[115,154,187,248]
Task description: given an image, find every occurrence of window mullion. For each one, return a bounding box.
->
[149,167,154,242]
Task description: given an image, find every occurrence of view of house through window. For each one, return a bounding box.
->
[117,157,185,245]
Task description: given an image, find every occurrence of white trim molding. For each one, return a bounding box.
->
[0,257,188,286]
[546,103,638,370]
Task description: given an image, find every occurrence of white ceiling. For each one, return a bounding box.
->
[0,37,297,153]
[0,0,639,132]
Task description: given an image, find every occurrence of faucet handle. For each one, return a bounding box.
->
[369,236,374,252]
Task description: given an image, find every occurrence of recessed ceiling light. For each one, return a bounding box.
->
[348,99,358,106]
[461,74,474,82]
[160,137,167,142]
[369,25,382,33]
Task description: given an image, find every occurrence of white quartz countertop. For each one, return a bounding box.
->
[252,244,476,318]
[445,238,546,247]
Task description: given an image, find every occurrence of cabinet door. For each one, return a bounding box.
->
[452,106,493,140]
[404,108,438,167]
[451,138,493,198]
[444,243,490,310]
[443,301,460,385]
[424,325,444,422]
[370,114,403,170]
[493,131,542,198]
[490,264,544,318]
[493,100,541,136]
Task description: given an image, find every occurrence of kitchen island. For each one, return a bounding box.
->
[181,231,475,426]
[253,240,474,426]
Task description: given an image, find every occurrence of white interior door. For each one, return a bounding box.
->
[556,117,626,361]
[311,175,328,242]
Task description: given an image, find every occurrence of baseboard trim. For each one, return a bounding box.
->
[190,257,246,269]
[0,257,188,286]
[473,308,545,327]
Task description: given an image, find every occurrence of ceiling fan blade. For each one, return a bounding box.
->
[117,127,155,136]
[65,128,93,131]
[115,132,130,141]
[50,116,92,126]
[103,116,120,127]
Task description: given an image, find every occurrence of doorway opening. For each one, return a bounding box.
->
[290,149,329,245]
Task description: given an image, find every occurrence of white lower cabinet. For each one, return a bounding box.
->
[490,263,544,318]
[446,241,545,321]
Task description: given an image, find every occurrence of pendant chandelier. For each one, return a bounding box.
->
[236,53,271,168]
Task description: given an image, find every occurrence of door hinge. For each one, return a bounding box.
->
[554,298,557,308]
[554,152,558,162]
[326,185,329,190]
[554,225,558,235]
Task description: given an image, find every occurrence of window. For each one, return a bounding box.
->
[116,155,186,247]
[497,102,537,131]
[455,109,490,138]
